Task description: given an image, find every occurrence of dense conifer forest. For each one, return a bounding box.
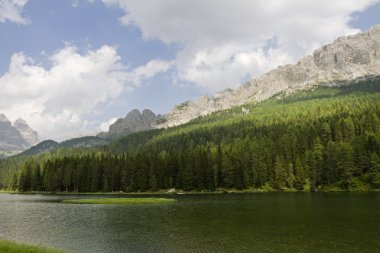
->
[1,79,380,192]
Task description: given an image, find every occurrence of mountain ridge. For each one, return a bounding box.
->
[154,24,380,128]
[5,78,380,193]
[18,136,108,157]
[6,25,380,156]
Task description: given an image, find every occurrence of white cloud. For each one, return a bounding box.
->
[71,0,95,8]
[0,0,30,25]
[0,45,171,141]
[126,59,173,87]
[99,117,117,132]
[104,0,380,92]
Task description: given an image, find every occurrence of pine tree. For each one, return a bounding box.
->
[273,155,286,190]
[294,157,306,190]
[336,142,355,189]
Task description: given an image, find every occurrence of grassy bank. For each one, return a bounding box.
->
[62,197,176,205]
[0,240,65,253]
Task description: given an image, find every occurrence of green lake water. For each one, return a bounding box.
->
[0,193,379,253]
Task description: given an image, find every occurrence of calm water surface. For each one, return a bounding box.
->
[0,193,379,253]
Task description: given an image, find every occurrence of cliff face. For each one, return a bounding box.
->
[14,118,39,147]
[154,25,380,128]
[0,114,39,156]
[98,109,160,139]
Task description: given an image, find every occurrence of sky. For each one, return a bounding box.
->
[1,0,380,141]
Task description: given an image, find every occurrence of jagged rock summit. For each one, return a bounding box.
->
[0,114,10,123]
[0,114,39,157]
[154,24,380,128]
[14,118,39,147]
[98,109,161,139]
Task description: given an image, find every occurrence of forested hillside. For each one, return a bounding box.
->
[1,79,380,192]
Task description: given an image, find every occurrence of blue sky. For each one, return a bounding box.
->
[1,0,380,141]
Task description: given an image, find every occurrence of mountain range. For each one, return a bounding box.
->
[1,25,380,193]
[12,109,160,157]
[1,25,380,157]
[154,24,380,128]
[99,25,380,136]
[0,114,38,157]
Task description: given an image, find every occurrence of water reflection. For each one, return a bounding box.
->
[0,193,379,253]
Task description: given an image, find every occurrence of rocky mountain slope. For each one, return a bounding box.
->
[0,114,38,157]
[154,24,380,128]
[98,109,160,139]
[13,118,39,147]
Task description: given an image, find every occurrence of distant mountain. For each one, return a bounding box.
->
[0,114,38,157]
[15,109,160,157]
[19,136,108,157]
[19,140,59,156]
[98,109,161,139]
[155,24,380,128]
[14,118,39,147]
[59,136,108,148]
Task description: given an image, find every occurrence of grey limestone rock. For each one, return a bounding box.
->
[98,109,160,139]
[14,118,39,147]
[154,25,380,128]
[0,114,39,154]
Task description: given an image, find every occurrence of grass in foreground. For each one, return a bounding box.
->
[62,197,176,205]
[0,240,65,253]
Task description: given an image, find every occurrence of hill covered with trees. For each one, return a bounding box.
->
[1,79,380,192]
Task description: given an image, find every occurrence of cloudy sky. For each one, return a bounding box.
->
[1,0,380,141]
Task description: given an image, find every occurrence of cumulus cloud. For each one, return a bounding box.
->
[0,45,171,141]
[104,0,380,92]
[0,0,30,24]
[71,0,95,8]
[127,59,173,86]
[99,117,118,132]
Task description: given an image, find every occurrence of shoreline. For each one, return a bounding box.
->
[1,188,379,195]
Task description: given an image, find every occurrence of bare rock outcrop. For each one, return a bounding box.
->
[0,114,38,156]
[14,118,39,147]
[155,25,380,128]
[98,109,160,139]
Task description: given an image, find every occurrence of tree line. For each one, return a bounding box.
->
[2,80,380,192]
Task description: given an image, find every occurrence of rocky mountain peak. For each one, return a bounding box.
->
[98,109,160,139]
[142,109,156,118]
[154,24,380,128]
[14,118,29,128]
[14,118,39,147]
[127,109,141,118]
[0,114,11,125]
[0,115,39,157]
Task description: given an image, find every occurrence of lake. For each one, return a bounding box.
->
[0,193,379,253]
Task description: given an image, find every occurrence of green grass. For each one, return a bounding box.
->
[0,240,65,253]
[62,197,176,205]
